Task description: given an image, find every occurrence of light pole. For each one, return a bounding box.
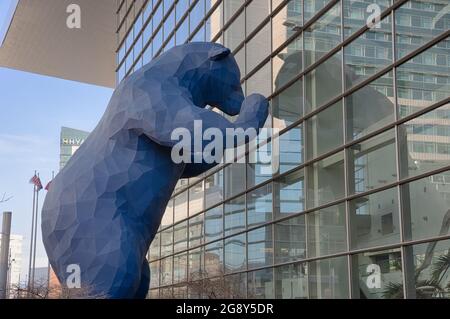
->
[0,211,12,299]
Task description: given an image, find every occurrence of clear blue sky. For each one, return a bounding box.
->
[0,1,113,280]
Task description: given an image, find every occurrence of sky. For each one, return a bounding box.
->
[0,1,113,281]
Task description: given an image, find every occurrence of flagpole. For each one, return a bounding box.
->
[27,170,37,295]
[31,173,40,289]
[47,170,54,291]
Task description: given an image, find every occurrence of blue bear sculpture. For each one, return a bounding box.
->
[41,42,269,298]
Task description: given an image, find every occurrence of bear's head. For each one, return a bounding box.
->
[173,42,245,116]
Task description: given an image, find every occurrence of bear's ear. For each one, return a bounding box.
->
[209,47,231,61]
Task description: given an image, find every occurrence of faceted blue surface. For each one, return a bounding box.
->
[41,42,269,298]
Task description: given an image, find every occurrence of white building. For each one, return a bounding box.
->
[0,234,23,297]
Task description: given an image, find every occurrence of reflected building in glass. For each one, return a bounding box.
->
[116,0,450,299]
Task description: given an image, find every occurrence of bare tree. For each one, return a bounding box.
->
[0,193,13,204]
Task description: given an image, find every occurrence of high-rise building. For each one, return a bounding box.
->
[0,234,23,298]
[60,127,90,170]
[0,0,449,299]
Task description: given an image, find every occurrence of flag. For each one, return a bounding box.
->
[45,180,52,191]
[29,174,43,191]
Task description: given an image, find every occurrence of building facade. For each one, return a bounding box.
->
[0,234,23,298]
[116,0,450,299]
[60,127,90,170]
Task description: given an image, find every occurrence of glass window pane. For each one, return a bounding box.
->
[224,9,245,51]
[189,213,204,248]
[274,169,305,219]
[304,0,329,21]
[352,248,403,299]
[304,2,341,67]
[272,78,303,129]
[405,239,450,299]
[349,187,400,250]
[343,0,392,39]
[246,0,270,36]
[395,0,450,60]
[308,255,349,299]
[161,199,174,228]
[246,61,271,97]
[224,273,247,298]
[275,214,306,264]
[174,190,188,222]
[248,268,275,299]
[307,203,347,258]
[272,1,303,50]
[173,252,187,283]
[273,35,303,91]
[161,256,173,286]
[344,15,392,89]
[307,151,345,208]
[204,241,223,277]
[246,23,271,72]
[247,140,275,188]
[277,125,304,174]
[205,170,224,209]
[205,205,223,242]
[348,129,397,194]
[248,225,273,269]
[401,171,450,242]
[161,227,173,257]
[399,107,450,179]
[189,247,204,280]
[189,181,204,216]
[396,39,450,119]
[174,220,188,253]
[150,261,160,287]
[225,233,246,273]
[247,183,273,228]
[345,71,395,141]
[275,263,308,299]
[224,163,246,199]
[224,195,246,236]
[306,101,344,159]
[149,232,160,261]
[305,51,343,112]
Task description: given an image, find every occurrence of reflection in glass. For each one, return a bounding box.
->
[397,39,450,119]
[305,51,343,112]
[189,247,204,280]
[306,101,344,159]
[205,170,223,209]
[278,125,304,174]
[348,129,397,194]
[150,261,160,287]
[205,205,223,242]
[189,213,204,248]
[272,79,303,129]
[224,273,247,298]
[173,221,187,253]
[248,226,273,269]
[307,204,347,258]
[204,241,223,277]
[274,169,305,219]
[304,0,329,21]
[224,163,246,199]
[161,227,173,257]
[173,252,187,283]
[174,190,188,222]
[273,35,303,91]
[308,256,349,299]
[405,239,450,299]
[161,256,173,286]
[395,0,450,60]
[161,199,174,229]
[247,24,271,72]
[275,263,308,299]
[245,0,270,36]
[225,234,246,273]
[224,10,245,51]
[345,72,395,141]
[401,171,450,242]
[248,268,275,299]
[246,62,271,97]
[189,181,204,216]
[224,195,246,237]
[272,1,302,51]
[352,248,403,299]
[247,184,272,227]
[344,15,392,89]
[399,107,450,179]
[343,0,392,39]
[307,152,345,208]
[304,2,341,67]
[149,232,160,261]
[349,187,400,250]
[275,214,306,264]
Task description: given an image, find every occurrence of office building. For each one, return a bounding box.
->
[1,0,449,299]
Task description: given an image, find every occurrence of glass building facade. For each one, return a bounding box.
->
[116,0,450,299]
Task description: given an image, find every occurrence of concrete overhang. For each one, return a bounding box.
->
[0,0,116,88]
